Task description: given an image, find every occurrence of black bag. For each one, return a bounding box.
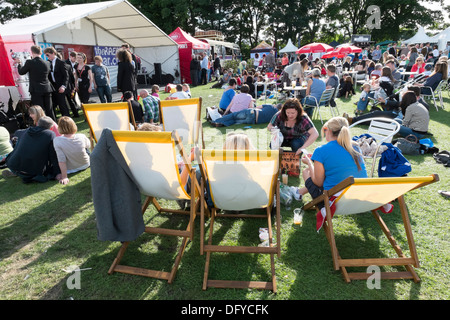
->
[395,135,421,155]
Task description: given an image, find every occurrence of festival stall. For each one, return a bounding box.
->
[0,0,179,109]
[168,27,210,84]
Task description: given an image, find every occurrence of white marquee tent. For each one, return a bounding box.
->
[402,26,434,45]
[0,0,179,90]
[279,39,298,53]
[430,27,450,51]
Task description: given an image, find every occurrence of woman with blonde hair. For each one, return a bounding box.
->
[28,105,60,136]
[223,132,255,150]
[298,116,367,201]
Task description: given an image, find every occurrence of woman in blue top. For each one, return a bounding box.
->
[298,116,367,204]
[302,68,326,118]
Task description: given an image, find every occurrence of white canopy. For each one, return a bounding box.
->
[430,27,450,51]
[402,26,434,45]
[279,39,298,53]
[0,0,177,48]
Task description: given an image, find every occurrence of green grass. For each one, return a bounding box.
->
[1,82,449,301]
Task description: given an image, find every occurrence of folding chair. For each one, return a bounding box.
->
[199,149,282,292]
[420,80,445,111]
[107,130,204,283]
[304,174,439,283]
[82,102,137,150]
[159,97,205,148]
[303,88,336,124]
[350,117,401,177]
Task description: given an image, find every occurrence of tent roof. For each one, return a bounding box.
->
[402,26,434,44]
[0,0,177,48]
[430,27,450,42]
[169,27,210,50]
[252,40,273,50]
[279,39,298,53]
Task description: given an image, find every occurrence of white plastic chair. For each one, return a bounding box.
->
[420,80,445,111]
[350,117,401,177]
[303,88,336,123]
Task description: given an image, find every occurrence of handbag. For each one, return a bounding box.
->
[395,135,421,155]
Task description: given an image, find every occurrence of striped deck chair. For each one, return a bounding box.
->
[107,130,204,283]
[199,149,282,292]
[159,97,204,148]
[304,175,439,283]
[82,102,136,150]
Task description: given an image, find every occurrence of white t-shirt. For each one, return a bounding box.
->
[54,134,90,173]
[170,91,189,99]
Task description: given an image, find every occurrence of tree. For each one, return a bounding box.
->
[0,0,57,24]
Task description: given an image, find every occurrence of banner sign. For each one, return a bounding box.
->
[93,46,120,66]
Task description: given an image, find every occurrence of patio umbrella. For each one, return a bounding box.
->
[321,50,345,59]
[296,42,334,54]
[335,45,362,54]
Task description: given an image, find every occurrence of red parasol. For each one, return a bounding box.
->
[296,42,334,54]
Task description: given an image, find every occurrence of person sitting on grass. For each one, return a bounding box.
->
[218,78,237,114]
[3,116,60,183]
[140,89,160,124]
[222,84,253,116]
[53,116,91,185]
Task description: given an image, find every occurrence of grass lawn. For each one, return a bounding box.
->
[1,81,449,301]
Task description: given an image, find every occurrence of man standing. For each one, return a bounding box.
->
[266,50,276,72]
[44,47,70,117]
[190,54,200,86]
[15,45,55,120]
[371,45,382,62]
[64,51,80,117]
[200,52,209,85]
[213,53,221,81]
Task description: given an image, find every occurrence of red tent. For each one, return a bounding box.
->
[169,27,210,84]
[0,35,15,87]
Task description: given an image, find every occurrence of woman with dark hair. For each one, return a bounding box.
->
[267,98,319,154]
[74,52,93,103]
[117,49,136,98]
[397,91,430,138]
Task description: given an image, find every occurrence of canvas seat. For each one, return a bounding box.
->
[107,130,206,283]
[159,97,205,148]
[303,174,439,283]
[199,149,282,292]
[82,102,137,150]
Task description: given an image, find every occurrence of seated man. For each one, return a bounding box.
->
[212,103,280,127]
[218,78,237,113]
[3,116,60,183]
[140,89,160,123]
[211,68,233,89]
[169,84,189,99]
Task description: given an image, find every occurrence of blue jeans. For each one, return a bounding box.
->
[96,85,112,103]
[281,135,307,153]
[302,96,319,117]
[214,109,256,126]
[395,119,425,139]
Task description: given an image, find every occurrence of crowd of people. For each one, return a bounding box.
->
[1,39,448,208]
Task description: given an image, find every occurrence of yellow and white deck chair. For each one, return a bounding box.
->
[199,149,282,292]
[159,97,204,148]
[304,174,439,283]
[107,130,204,283]
[82,102,137,150]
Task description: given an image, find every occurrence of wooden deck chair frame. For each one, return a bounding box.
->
[350,117,401,177]
[303,88,336,124]
[420,80,445,111]
[159,97,205,148]
[82,101,137,151]
[303,174,439,283]
[107,130,207,283]
[199,149,282,292]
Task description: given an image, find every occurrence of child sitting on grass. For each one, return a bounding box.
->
[356,83,371,115]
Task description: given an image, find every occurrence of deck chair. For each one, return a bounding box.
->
[159,97,205,148]
[107,130,204,283]
[303,174,439,283]
[420,80,445,111]
[82,102,137,150]
[199,149,282,292]
[303,88,336,124]
[350,117,401,177]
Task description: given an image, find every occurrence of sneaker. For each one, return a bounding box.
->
[2,169,17,178]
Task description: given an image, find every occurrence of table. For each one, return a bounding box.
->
[255,81,277,103]
[283,85,307,98]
